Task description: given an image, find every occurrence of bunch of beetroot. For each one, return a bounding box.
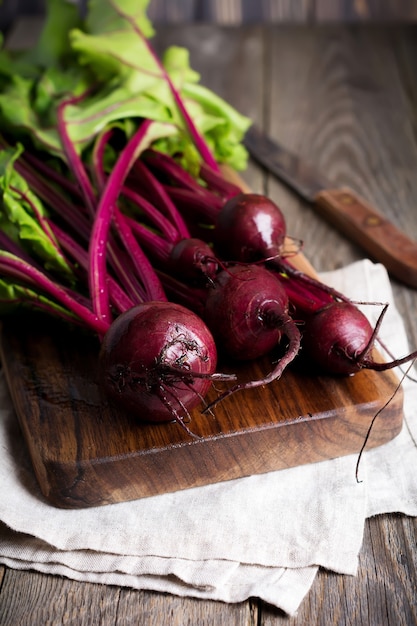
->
[3,138,417,436]
[137,151,417,383]
[0,0,416,436]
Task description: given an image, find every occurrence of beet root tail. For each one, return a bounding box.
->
[202,315,301,413]
[356,303,417,372]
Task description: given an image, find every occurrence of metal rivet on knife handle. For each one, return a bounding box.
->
[314,188,417,289]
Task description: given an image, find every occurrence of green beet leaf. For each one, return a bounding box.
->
[0,146,74,279]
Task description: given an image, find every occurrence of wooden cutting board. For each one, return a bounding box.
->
[0,166,404,508]
[0,296,403,509]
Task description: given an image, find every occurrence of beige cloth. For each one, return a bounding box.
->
[0,260,416,615]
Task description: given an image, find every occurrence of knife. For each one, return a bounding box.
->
[243,124,417,289]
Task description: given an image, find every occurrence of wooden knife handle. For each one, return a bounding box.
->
[314,188,417,289]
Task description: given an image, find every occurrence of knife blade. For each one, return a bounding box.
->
[243,124,417,289]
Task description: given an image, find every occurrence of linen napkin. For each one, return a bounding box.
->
[0,259,416,616]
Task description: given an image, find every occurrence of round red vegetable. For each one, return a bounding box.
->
[203,264,290,361]
[99,301,219,426]
[200,264,301,410]
[215,193,287,262]
[299,300,417,375]
[169,238,218,284]
[300,302,375,375]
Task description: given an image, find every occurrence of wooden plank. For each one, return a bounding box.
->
[315,0,417,22]
[0,568,257,625]
[265,25,417,273]
[0,569,120,626]
[147,0,197,23]
[7,0,417,29]
[148,0,417,23]
[261,515,417,625]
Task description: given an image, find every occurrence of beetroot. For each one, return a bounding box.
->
[201,264,301,407]
[214,193,286,262]
[169,238,218,285]
[99,301,223,428]
[300,302,377,375]
[203,264,289,360]
[279,275,417,375]
[160,264,301,408]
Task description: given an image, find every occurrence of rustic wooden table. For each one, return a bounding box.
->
[1,20,417,626]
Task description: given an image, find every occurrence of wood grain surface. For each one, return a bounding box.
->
[147,0,417,24]
[1,20,417,626]
[6,0,417,31]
